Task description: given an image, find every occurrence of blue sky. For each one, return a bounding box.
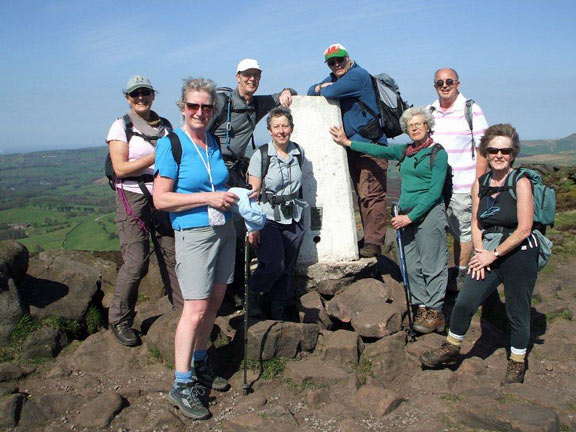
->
[1,0,575,154]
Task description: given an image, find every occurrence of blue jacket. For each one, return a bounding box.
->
[307,62,388,144]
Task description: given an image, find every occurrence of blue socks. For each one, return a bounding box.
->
[173,370,193,389]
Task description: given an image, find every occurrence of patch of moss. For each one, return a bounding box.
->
[10,314,41,345]
[284,377,327,393]
[239,357,287,380]
[546,309,573,322]
[349,357,372,385]
[85,304,106,335]
[147,344,163,364]
[42,315,82,339]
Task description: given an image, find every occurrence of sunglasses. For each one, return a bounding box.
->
[129,89,152,98]
[184,102,214,114]
[487,147,514,155]
[327,57,347,67]
[241,71,261,79]
[434,79,457,87]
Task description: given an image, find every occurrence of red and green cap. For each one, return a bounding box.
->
[324,43,348,62]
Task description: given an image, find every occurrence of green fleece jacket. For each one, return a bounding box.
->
[350,141,448,223]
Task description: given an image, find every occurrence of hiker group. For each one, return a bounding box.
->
[105,43,555,420]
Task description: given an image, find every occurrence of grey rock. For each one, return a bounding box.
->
[355,385,403,417]
[351,302,402,338]
[0,393,25,429]
[145,308,180,366]
[285,357,349,386]
[133,295,174,335]
[338,418,370,432]
[325,278,391,323]
[299,290,333,329]
[457,397,560,432]
[316,276,354,296]
[0,383,18,397]
[22,252,101,321]
[247,320,319,361]
[234,394,267,412]
[18,393,80,430]
[21,326,69,360]
[0,363,35,382]
[296,260,379,284]
[0,240,29,284]
[362,331,406,382]
[305,388,331,409]
[72,391,127,429]
[71,331,148,373]
[317,329,363,364]
[0,278,25,347]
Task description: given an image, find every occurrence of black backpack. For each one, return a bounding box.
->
[398,143,452,208]
[104,114,173,190]
[357,73,411,140]
[210,87,259,156]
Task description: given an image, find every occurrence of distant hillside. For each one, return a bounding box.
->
[520,133,576,156]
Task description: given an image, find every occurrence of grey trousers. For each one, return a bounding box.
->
[399,203,448,310]
[109,190,183,325]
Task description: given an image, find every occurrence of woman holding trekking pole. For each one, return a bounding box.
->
[420,124,540,385]
[330,106,449,334]
[154,77,238,420]
[107,75,182,348]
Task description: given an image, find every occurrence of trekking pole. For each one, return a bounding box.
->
[242,231,251,396]
[392,203,417,342]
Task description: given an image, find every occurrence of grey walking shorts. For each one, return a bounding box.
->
[174,220,236,300]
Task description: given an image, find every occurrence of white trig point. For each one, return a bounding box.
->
[290,96,359,265]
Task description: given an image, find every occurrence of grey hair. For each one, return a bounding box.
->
[434,68,459,81]
[177,77,217,107]
[399,106,435,134]
[266,106,294,130]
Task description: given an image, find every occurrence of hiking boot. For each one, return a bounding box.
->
[360,243,381,258]
[420,342,460,367]
[192,356,230,391]
[168,381,210,420]
[413,307,427,329]
[413,309,446,334]
[110,321,139,347]
[501,360,526,385]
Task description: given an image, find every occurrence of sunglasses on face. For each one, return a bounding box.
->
[434,79,456,87]
[487,147,513,155]
[327,57,347,67]
[241,71,261,79]
[129,89,152,98]
[184,102,214,114]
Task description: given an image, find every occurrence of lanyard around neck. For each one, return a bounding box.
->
[182,128,216,192]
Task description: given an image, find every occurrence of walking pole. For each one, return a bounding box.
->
[242,231,251,395]
[392,203,417,342]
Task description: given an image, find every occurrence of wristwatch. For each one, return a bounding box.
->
[493,249,500,258]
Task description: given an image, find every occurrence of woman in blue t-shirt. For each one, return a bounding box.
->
[154,77,238,420]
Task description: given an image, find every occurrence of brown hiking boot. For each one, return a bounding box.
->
[413,307,427,328]
[413,309,446,334]
[501,360,526,385]
[420,342,460,367]
[359,243,381,258]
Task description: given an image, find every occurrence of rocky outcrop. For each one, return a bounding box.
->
[0,241,28,346]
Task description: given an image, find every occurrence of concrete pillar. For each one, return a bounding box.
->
[290,96,359,265]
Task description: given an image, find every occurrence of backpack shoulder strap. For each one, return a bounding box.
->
[167,132,182,167]
[122,114,134,143]
[465,99,476,159]
[293,142,304,168]
[429,143,444,168]
[478,171,492,198]
[259,144,271,203]
[506,168,525,201]
[160,117,173,133]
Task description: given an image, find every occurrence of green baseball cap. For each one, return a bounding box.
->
[124,75,154,94]
[324,43,348,61]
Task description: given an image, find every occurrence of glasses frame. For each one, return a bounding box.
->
[327,57,347,67]
[128,89,152,98]
[434,79,457,88]
[486,147,514,156]
[184,102,214,114]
